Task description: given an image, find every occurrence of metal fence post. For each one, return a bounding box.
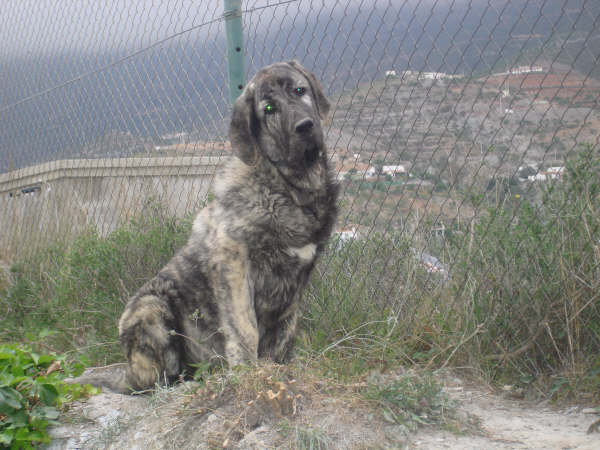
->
[224,0,245,104]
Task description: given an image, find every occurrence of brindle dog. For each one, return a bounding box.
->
[88,61,338,392]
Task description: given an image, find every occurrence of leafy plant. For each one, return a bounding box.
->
[278,421,330,450]
[0,341,99,449]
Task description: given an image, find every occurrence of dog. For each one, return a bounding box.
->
[79,61,338,393]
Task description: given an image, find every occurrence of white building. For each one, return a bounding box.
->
[419,72,463,80]
[510,65,543,75]
[336,163,377,181]
[335,225,360,243]
[527,166,564,181]
[401,70,463,80]
[546,167,565,178]
[493,66,544,77]
[382,165,409,176]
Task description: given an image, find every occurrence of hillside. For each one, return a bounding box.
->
[326,66,600,230]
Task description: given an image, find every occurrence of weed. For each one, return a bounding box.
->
[302,147,600,399]
[88,416,131,450]
[364,372,457,432]
[294,425,330,450]
[448,146,600,394]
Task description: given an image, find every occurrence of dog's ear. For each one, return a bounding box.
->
[229,83,258,165]
[287,60,330,120]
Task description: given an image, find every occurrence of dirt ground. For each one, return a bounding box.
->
[410,380,599,450]
[47,366,599,450]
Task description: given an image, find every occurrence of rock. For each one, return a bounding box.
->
[45,392,149,449]
[234,425,272,449]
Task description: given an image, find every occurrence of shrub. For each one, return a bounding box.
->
[302,233,446,378]
[364,372,457,431]
[303,146,600,396]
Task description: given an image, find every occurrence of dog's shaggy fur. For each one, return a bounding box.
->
[86,61,337,393]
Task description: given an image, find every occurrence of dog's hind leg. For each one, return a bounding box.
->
[118,293,182,391]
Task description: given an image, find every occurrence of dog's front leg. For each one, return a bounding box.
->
[213,240,259,367]
[259,302,299,363]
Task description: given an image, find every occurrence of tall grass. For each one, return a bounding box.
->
[304,147,600,396]
[0,201,192,364]
[453,147,600,391]
[0,150,598,398]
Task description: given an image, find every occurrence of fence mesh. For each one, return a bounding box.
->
[1,0,599,379]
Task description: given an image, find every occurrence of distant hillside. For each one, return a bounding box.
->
[328,67,600,175]
[326,67,600,229]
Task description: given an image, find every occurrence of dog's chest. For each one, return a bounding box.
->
[249,244,314,317]
[283,243,317,262]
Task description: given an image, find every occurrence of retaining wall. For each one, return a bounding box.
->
[0,157,227,260]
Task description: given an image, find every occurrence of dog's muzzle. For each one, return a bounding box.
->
[294,117,321,167]
[304,144,320,166]
[295,118,314,134]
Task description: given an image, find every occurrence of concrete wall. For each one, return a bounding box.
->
[0,157,228,260]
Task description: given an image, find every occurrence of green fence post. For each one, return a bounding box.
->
[224,0,245,104]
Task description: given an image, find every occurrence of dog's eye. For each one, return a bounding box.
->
[294,87,306,96]
[264,103,276,114]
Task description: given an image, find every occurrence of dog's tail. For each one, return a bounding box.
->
[67,363,133,394]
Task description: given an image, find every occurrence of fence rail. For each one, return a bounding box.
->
[1,0,599,386]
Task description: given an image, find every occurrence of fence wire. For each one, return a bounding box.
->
[1,0,599,377]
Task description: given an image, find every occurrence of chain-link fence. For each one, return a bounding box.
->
[1,0,599,380]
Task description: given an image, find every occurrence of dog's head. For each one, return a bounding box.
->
[229,60,330,173]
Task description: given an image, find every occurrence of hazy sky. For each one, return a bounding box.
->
[1,0,464,57]
[1,0,229,56]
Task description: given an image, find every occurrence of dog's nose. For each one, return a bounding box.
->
[295,118,314,134]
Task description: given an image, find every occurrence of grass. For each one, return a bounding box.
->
[363,371,464,433]
[179,361,467,448]
[87,416,131,450]
[278,420,330,450]
[0,200,192,365]
[293,426,331,450]
[0,149,599,404]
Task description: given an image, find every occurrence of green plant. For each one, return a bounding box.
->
[2,147,599,403]
[301,234,442,380]
[277,420,330,449]
[0,341,99,449]
[448,145,600,393]
[364,372,457,431]
[87,416,130,450]
[294,425,330,450]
